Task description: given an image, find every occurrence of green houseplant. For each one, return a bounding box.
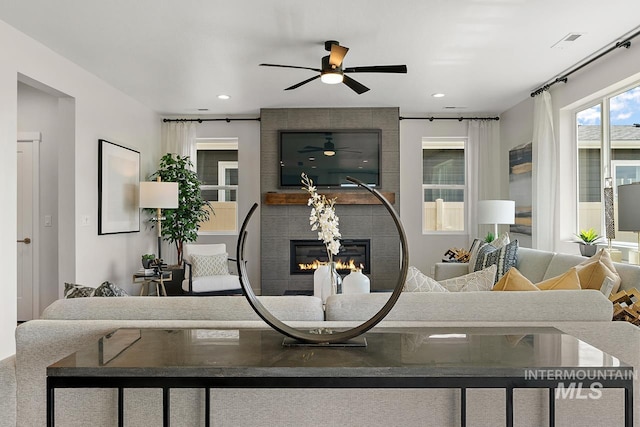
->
[141,253,156,269]
[574,228,603,257]
[145,153,212,266]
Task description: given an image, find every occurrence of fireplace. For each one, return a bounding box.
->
[290,239,371,275]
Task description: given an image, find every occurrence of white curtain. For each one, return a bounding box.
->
[532,91,557,251]
[161,121,198,168]
[467,120,501,242]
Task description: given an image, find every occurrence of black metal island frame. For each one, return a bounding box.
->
[46,327,634,427]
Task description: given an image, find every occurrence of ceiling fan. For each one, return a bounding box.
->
[260,40,407,94]
[297,134,361,157]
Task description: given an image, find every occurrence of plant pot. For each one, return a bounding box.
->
[142,259,154,269]
[579,243,597,257]
[162,266,185,296]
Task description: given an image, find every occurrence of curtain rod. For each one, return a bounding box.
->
[162,117,260,123]
[399,116,499,121]
[530,27,640,98]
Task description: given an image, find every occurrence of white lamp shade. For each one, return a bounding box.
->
[477,200,515,225]
[139,181,179,209]
[618,183,640,231]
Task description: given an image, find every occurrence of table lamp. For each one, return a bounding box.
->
[617,182,640,265]
[477,200,516,238]
[139,177,179,260]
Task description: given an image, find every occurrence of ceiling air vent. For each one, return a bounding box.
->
[552,33,584,49]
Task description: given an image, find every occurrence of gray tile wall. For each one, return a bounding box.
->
[260,108,400,295]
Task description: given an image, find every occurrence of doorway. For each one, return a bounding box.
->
[17,134,40,321]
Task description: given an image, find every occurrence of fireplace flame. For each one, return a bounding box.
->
[298,259,362,271]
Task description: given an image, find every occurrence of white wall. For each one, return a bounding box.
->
[500,42,640,256]
[1,19,160,358]
[400,119,470,276]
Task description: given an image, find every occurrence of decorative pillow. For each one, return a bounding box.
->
[474,240,519,283]
[64,281,128,298]
[191,253,230,277]
[491,232,511,249]
[64,282,95,298]
[93,281,129,297]
[536,268,581,291]
[467,239,489,273]
[492,268,539,291]
[574,249,621,293]
[403,266,448,293]
[440,264,497,292]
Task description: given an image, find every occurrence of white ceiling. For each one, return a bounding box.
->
[1,0,639,116]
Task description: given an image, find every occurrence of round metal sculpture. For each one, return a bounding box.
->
[236,176,409,344]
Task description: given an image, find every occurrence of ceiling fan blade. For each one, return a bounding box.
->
[297,146,324,153]
[284,75,321,91]
[336,149,362,153]
[342,75,370,94]
[260,63,321,72]
[344,65,408,73]
[329,44,349,67]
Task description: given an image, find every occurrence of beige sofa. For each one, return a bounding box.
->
[434,246,640,292]
[1,251,639,426]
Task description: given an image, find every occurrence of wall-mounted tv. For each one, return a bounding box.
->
[279,129,381,188]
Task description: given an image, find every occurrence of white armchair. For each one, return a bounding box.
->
[182,243,243,295]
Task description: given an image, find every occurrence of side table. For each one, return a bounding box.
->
[133,271,172,296]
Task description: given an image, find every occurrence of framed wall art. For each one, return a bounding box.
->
[98,139,140,235]
[509,141,532,239]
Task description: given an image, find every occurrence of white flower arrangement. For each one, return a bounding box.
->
[301,173,341,261]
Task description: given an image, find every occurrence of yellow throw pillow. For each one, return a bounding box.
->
[575,249,621,293]
[536,268,581,290]
[492,268,539,291]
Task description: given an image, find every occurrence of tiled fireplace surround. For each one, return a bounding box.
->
[260,107,401,295]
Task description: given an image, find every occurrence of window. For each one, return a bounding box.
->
[196,138,238,234]
[422,139,466,233]
[577,84,640,245]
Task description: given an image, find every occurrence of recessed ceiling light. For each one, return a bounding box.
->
[308,157,315,161]
[432,93,445,98]
[217,94,230,100]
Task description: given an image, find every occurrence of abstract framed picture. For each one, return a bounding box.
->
[509,141,532,237]
[98,139,140,234]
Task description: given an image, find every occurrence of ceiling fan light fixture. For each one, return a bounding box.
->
[323,149,336,156]
[321,70,344,84]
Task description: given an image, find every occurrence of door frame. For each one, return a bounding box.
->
[18,131,41,319]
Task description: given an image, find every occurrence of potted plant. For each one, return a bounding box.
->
[141,254,156,269]
[484,231,495,243]
[144,154,212,294]
[575,228,603,257]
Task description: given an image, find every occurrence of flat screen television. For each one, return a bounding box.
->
[279,129,381,188]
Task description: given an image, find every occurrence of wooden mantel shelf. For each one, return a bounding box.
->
[264,191,395,205]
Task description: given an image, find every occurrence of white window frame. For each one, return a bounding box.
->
[574,80,640,247]
[216,161,238,202]
[196,138,239,236]
[421,138,467,235]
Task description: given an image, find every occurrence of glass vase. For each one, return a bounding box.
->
[328,261,342,296]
